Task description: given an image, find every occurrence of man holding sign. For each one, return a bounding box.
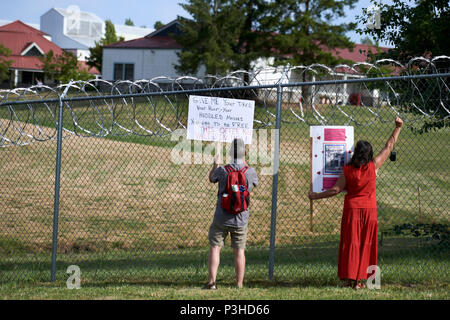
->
[205,138,258,290]
[186,95,257,289]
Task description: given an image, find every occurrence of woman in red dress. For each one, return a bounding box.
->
[308,117,403,289]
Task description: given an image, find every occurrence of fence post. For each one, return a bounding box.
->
[50,96,65,282]
[268,83,283,280]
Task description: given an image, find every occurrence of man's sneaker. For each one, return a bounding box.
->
[202,282,217,290]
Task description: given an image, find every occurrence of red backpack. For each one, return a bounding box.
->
[221,165,250,214]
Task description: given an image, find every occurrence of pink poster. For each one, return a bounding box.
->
[324,128,346,142]
[310,126,354,192]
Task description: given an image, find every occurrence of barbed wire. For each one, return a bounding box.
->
[0,56,448,147]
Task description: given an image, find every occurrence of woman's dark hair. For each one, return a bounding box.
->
[350,140,373,168]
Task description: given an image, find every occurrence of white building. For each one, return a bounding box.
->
[102,20,205,82]
[40,5,153,61]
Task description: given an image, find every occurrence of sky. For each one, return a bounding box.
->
[0,0,395,46]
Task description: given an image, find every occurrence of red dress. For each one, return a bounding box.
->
[338,161,378,281]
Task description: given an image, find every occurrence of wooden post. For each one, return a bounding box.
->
[310,137,314,232]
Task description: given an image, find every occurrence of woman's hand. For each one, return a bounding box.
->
[308,191,317,200]
[213,155,220,167]
[395,116,403,128]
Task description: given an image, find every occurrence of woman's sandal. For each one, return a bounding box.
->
[344,279,355,288]
[354,282,366,290]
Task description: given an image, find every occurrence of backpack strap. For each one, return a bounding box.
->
[224,165,235,174]
[224,165,249,174]
[240,166,249,174]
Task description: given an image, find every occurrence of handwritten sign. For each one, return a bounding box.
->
[186,95,255,144]
[310,126,354,192]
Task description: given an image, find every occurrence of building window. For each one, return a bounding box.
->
[24,46,43,57]
[113,63,134,81]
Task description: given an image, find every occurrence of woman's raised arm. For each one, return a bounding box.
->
[373,116,403,171]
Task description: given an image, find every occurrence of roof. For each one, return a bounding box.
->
[104,36,182,49]
[79,60,100,75]
[0,20,63,71]
[114,24,154,41]
[0,20,99,74]
[0,20,48,36]
[104,19,182,50]
[52,6,103,24]
[0,19,40,30]
[67,34,98,49]
[330,44,389,63]
[145,19,181,38]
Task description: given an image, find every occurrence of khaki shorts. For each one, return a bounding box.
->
[208,222,248,249]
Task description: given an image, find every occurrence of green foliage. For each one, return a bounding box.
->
[124,18,134,26]
[104,20,120,44]
[0,44,12,83]
[87,20,125,72]
[176,0,246,75]
[41,50,92,83]
[154,21,164,30]
[385,73,450,134]
[357,1,450,133]
[176,0,358,76]
[268,0,358,67]
[390,223,449,246]
[357,0,450,63]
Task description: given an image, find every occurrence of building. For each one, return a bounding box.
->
[102,20,205,82]
[0,20,99,88]
[252,43,389,105]
[40,5,153,62]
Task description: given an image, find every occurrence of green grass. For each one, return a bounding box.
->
[0,244,448,299]
[1,282,447,300]
[1,93,449,299]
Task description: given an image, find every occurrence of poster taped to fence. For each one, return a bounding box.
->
[186,95,255,144]
[310,126,354,192]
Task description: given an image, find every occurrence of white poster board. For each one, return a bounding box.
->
[310,126,354,192]
[186,95,255,144]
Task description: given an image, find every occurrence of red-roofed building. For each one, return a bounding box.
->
[0,20,100,88]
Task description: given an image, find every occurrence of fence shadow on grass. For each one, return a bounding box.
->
[1,239,447,288]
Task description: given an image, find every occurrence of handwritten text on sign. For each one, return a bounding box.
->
[187,95,255,144]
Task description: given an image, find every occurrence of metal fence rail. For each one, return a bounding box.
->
[0,57,449,286]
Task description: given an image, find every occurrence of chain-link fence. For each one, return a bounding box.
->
[0,57,449,286]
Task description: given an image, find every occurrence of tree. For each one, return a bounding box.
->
[176,0,245,75]
[357,0,450,133]
[104,20,121,44]
[124,18,134,26]
[356,0,450,63]
[154,21,165,30]
[175,0,358,76]
[0,44,12,83]
[360,36,374,45]
[41,50,92,83]
[87,20,124,72]
[268,0,358,67]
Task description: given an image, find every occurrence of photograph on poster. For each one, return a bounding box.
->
[324,144,347,175]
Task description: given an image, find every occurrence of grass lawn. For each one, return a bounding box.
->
[0,90,449,300]
[1,244,448,299]
[1,281,448,300]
